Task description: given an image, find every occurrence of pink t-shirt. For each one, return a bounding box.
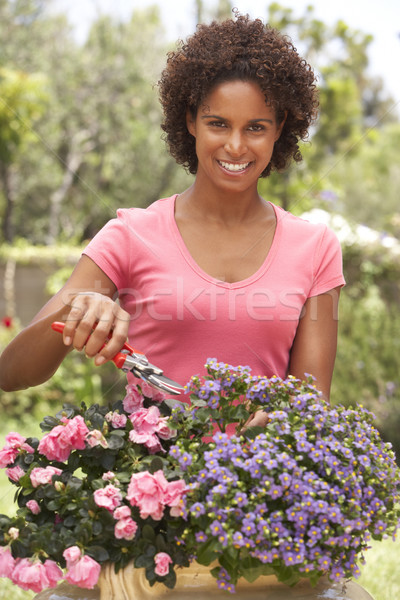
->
[83,195,345,392]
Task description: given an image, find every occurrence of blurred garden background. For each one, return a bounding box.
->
[0,1,399,598]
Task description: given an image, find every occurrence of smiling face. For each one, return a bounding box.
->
[186,79,285,195]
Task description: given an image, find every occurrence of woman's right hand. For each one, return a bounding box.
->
[62,291,130,366]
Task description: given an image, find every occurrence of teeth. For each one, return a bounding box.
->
[219,161,250,172]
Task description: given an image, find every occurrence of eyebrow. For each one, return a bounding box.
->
[200,114,274,125]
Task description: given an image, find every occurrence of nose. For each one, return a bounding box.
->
[224,129,247,157]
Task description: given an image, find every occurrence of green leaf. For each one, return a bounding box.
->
[231,404,250,420]
[145,545,157,558]
[107,434,125,450]
[150,457,164,474]
[86,545,110,563]
[145,565,157,586]
[240,556,269,583]
[162,569,176,589]
[63,515,77,527]
[46,500,60,511]
[135,555,153,569]
[40,416,60,430]
[142,524,156,542]
[66,477,83,493]
[241,426,265,440]
[155,533,167,552]
[68,452,81,471]
[191,399,207,408]
[196,539,219,565]
[100,453,116,471]
[194,408,211,425]
[164,398,184,411]
[92,520,103,535]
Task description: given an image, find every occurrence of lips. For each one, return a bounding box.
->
[218,160,251,172]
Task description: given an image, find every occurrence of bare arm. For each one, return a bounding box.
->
[0,255,130,392]
[288,286,341,400]
[245,286,341,428]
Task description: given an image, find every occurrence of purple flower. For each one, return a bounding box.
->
[209,520,224,537]
[195,531,207,542]
[189,502,206,517]
[233,491,248,507]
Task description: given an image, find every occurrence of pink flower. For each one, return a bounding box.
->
[0,432,34,467]
[129,429,163,453]
[30,466,62,488]
[113,505,131,520]
[64,415,90,448]
[165,479,187,517]
[86,429,108,448]
[0,447,18,468]
[42,560,63,587]
[130,406,160,433]
[114,517,138,540]
[4,432,34,452]
[123,384,144,413]
[26,500,41,515]
[6,465,25,482]
[156,421,176,440]
[38,416,89,462]
[129,406,168,453]
[11,558,63,592]
[154,552,173,577]
[102,471,116,481]
[106,412,127,429]
[126,470,168,521]
[64,555,101,589]
[93,484,122,512]
[63,546,81,566]
[0,546,16,577]
[140,381,166,402]
[37,424,67,461]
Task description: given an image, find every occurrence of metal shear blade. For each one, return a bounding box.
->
[120,353,184,395]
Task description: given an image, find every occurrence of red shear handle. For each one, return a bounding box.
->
[51,321,142,368]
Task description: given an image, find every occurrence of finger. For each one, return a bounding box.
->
[93,309,130,365]
[62,296,92,346]
[63,293,109,352]
[249,412,269,428]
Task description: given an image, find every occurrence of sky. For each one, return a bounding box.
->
[52,0,400,116]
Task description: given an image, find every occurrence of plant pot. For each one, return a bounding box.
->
[33,561,375,600]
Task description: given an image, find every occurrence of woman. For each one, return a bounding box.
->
[0,15,345,411]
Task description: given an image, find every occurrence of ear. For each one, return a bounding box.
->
[186,109,196,137]
[274,111,287,142]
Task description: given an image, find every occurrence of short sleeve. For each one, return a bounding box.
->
[309,226,346,297]
[82,209,133,289]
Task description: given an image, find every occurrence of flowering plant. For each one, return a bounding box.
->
[0,359,399,595]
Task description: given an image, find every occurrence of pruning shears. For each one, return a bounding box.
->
[51,321,184,396]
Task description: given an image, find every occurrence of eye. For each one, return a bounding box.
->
[208,120,227,128]
[248,124,265,132]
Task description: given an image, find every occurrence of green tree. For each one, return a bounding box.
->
[260,3,397,212]
[326,122,400,231]
[0,2,191,243]
[0,67,47,241]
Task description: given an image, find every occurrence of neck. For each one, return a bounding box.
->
[179,179,266,225]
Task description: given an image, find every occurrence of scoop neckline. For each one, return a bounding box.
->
[169,194,281,289]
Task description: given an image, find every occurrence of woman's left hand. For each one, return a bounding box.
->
[242,410,269,431]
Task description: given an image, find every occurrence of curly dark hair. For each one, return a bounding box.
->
[158,14,318,177]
